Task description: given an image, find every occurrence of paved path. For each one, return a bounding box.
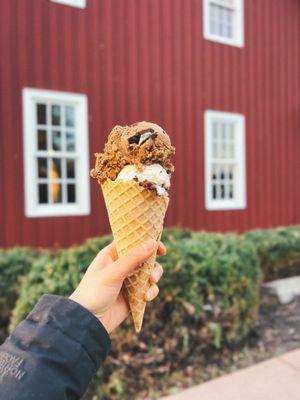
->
[161,349,300,400]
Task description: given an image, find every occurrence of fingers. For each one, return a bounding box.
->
[88,242,118,272]
[157,241,167,256]
[147,262,163,301]
[145,284,159,301]
[92,240,166,273]
[150,263,164,284]
[105,239,158,280]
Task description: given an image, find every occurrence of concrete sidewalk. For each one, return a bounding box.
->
[161,349,300,400]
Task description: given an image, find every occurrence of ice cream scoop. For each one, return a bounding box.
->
[115,164,170,196]
[90,121,175,186]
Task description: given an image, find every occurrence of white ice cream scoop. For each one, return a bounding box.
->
[115,163,170,196]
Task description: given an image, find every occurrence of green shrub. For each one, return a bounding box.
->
[0,248,39,341]
[10,229,261,400]
[245,225,300,281]
[9,235,112,331]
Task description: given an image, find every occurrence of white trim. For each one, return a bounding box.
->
[204,110,246,210]
[23,88,90,218]
[203,0,244,48]
[50,0,86,9]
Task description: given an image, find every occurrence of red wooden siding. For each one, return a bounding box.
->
[0,0,299,248]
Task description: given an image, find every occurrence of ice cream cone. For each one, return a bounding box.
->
[101,179,169,332]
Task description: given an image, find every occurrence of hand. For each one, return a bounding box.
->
[69,239,166,333]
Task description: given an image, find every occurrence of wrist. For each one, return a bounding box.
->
[99,315,113,334]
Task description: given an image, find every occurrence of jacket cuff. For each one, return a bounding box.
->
[27,294,111,368]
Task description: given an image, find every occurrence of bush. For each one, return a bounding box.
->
[245,225,300,281]
[9,235,113,331]
[0,248,39,341]
[10,229,261,400]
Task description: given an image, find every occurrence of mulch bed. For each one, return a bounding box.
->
[253,293,300,355]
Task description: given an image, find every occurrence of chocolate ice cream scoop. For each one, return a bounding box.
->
[91,121,175,184]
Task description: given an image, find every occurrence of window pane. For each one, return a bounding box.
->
[224,183,229,199]
[37,157,48,178]
[52,130,62,151]
[209,4,234,39]
[66,159,75,178]
[67,184,76,203]
[51,158,62,179]
[212,121,218,139]
[51,105,61,126]
[212,142,218,158]
[229,184,234,199]
[229,124,235,140]
[221,142,227,158]
[229,143,235,158]
[210,4,218,35]
[221,123,227,139]
[38,184,48,204]
[37,104,46,124]
[212,184,217,199]
[37,129,47,150]
[212,165,217,180]
[66,131,75,152]
[221,7,230,37]
[65,106,75,127]
[217,165,223,180]
[226,11,233,38]
[51,182,62,204]
[220,183,225,199]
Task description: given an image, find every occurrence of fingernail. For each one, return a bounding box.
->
[141,239,156,252]
[160,241,166,251]
[145,288,153,301]
[152,270,161,282]
[146,286,158,301]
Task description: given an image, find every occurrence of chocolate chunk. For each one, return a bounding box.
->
[127,129,156,146]
[128,133,141,145]
[139,179,157,192]
[127,128,156,145]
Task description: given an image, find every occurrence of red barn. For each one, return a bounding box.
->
[0,0,299,248]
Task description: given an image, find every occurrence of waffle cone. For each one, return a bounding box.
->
[101,179,169,332]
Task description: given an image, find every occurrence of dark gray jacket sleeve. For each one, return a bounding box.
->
[0,295,111,400]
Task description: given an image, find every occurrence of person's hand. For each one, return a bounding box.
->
[69,239,166,334]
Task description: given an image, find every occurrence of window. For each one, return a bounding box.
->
[204,111,246,210]
[203,0,244,47]
[23,88,90,217]
[50,0,86,8]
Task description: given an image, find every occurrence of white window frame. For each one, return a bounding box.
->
[23,88,90,218]
[203,0,244,47]
[50,0,86,9]
[204,110,246,210]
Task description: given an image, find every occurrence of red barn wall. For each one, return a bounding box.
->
[0,0,299,248]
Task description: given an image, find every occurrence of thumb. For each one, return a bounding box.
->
[105,239,158,281]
